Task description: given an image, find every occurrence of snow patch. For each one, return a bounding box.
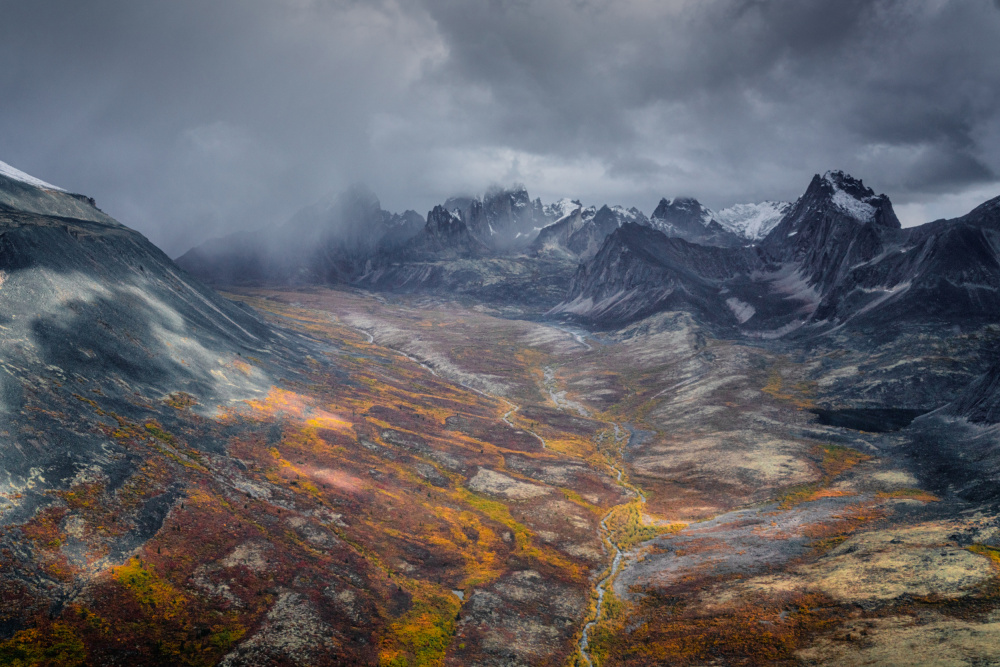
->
[544,197,582,220]
[823,171,878,222]
[831,189,876,222]
[714,201,790,240]
[0,159,64,191]
[725,297,756,324]
[609,205,644,225]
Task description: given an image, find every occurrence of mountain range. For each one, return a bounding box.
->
[175,182,791,296]
[177,169,1000,343]
[555,171,1000,337]
[174,165,1000,422]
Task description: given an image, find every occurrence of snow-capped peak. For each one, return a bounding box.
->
[713,201,791,240]
[655,197,713,224]
[0,159,64,191]
[544,197,583,221]
[607,205,644,224]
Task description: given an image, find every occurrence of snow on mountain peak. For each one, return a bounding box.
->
[608,205,644,224]
[0,159,64,191]
[544,197,583,221]
[831,189,876,222]
[662,197,713,223]
[714,201,791,240]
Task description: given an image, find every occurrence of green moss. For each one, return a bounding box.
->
[606,502,682,550]
[0,623,87,667]
[969,544,1000,569]
[144,423,175,444]
[380,592,460,666]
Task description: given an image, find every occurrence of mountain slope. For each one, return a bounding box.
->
[0,164,285,524]
[531,203,649,261]
[649,197,742,247]
[550,223,763,326]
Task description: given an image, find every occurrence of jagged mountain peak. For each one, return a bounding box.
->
[425,204,468,237]
[822,169,870,194]
[544,198,583,221]
[484,182,529,201]
[606,204,645,219]
[763,170,900,248]
[653,196,712,220]
[801,170,900,228]
[650,196,741,247]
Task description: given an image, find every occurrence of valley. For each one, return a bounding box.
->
[4,162,1000,666]
[223,286,1000,665]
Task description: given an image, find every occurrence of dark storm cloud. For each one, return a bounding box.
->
[1,0,998,253]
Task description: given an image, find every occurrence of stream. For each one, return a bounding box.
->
[347,320,638,666]
[576,423,643,666]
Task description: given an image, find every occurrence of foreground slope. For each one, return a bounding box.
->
[0,168,282,508]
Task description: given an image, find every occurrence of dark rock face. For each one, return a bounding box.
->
[382,205,489,261]
[532,204,649,261]
[761,171,901,293]
[649,197,742,247]
[948,362,1000,423]
[442,185,552,251]
[553,223,763,326]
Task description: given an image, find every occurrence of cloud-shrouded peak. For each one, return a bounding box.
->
[545,198,583,221]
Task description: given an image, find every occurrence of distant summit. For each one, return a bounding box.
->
[648,196,791,246]
[532,203,649,261]
[713,201,790,240]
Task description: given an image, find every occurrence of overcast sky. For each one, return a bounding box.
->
[2,0,999,255]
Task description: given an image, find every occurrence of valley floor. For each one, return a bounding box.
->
[233,287,1000,666]
[4,285,1000,666]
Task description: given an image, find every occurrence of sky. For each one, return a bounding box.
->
[1,0,999,256]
